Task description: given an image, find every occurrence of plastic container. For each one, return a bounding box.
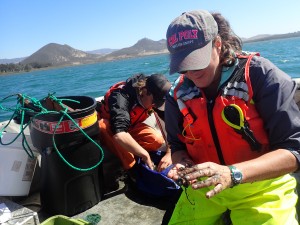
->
[0,132,38,196]
[40,140,104,216]
[28,96,99,151]
[40,215,90,225]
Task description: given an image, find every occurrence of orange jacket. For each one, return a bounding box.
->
[173,53,270,165]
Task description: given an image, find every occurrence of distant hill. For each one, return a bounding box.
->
[21,43,102,67]
[20,38,168,67]
[0,57,27,64]
[241,34,271,42]
[86,48,119,55]
[102,38,168,60]
[243,31,300,43]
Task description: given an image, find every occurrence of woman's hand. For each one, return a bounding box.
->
[157,151,172,172]
[178,162,232,199]
[166,159,195,180]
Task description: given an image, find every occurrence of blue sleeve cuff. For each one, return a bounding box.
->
[289,149,300,172]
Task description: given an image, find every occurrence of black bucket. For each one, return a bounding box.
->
[28,96,99,151]
[23,95,104,216]
[40,140,104,216]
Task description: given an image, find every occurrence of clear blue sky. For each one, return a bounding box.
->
[1,0,300,59]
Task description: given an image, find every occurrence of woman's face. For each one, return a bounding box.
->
[184,41,221,88]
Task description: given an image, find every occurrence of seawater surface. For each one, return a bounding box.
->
[1,37,300,122]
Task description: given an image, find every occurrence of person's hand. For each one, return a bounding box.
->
[177,162,232,199]
[157,152,172,172]
[166,159,195,180]
[141,153,154,170]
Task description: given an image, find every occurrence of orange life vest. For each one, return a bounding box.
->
[98,81,149,127]
[173,53,270,165]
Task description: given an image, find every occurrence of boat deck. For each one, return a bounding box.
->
[4,180,173,225]
[1,148,175,225]
[0,118,175,225]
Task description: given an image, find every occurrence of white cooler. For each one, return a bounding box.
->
[0,131,39,196]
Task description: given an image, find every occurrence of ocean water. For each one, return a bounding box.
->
[1,37,300,122]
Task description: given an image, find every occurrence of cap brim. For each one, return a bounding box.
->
[169,41,213,74]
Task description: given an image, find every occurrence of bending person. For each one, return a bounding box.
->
[97,73,172,173]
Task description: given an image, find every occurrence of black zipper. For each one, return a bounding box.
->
[207,99,226,165]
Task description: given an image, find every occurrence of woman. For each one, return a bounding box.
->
[164,10,300,224]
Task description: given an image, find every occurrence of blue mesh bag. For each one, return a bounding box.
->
[134,151,180,197]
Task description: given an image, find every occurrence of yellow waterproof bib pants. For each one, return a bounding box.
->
[169,174,298,225]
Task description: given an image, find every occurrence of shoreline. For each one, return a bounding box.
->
[0,52,169,77]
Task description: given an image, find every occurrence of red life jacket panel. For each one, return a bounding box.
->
[173,53,269,165]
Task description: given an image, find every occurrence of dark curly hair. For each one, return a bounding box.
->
[211,12,243,67]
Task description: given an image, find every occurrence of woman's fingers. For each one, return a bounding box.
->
[176,162,232,197]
